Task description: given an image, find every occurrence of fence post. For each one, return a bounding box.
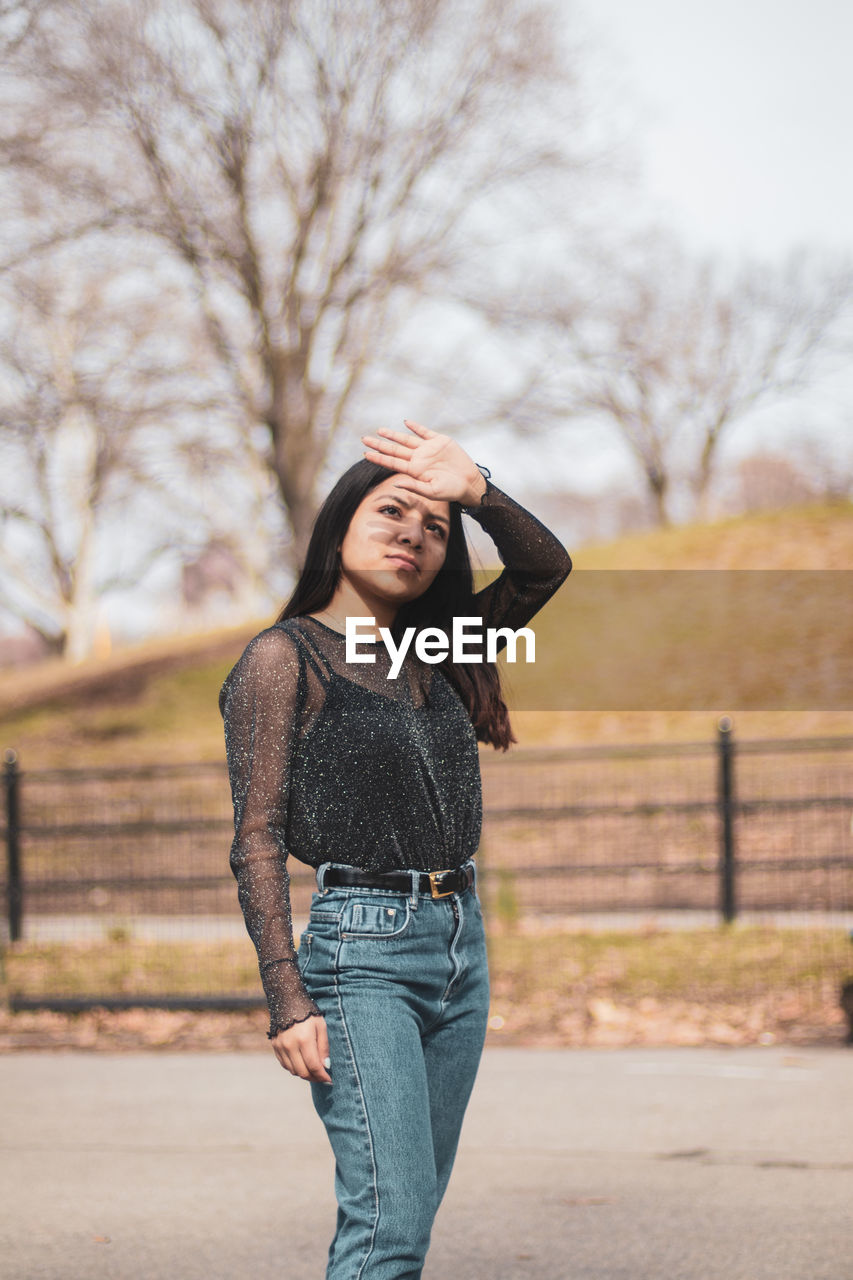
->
[717,717,736,923]
[4,749,22,942]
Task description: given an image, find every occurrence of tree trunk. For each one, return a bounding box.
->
[647,465,670,527]
[692,433,717,524]
[267,347,330,568]
[62,499,97,663]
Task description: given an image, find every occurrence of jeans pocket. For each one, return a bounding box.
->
[340,896,412,939]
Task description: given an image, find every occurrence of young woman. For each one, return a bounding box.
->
[221,420,570,1279]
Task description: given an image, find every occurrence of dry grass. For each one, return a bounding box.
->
[1,502,851,767]
[1,926,850,1051]
[572,501,853,570]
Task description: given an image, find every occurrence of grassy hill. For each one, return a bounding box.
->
[572,501,853,570]
[2,501,852,768]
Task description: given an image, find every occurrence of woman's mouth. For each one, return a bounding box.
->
[385,554,419,572]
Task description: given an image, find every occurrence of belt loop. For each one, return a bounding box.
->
[409,869,419,909]
[466,858,476,891]
[316,862,331,894]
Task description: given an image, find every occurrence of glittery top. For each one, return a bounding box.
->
[220,481,571,1036]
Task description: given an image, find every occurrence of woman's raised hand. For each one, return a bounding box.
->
[361,420,487,507]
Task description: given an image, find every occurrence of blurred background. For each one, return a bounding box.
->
[0,0,851,1049]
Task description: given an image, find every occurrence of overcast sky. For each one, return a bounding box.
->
[585,0,853,258]
[475,0,853,496]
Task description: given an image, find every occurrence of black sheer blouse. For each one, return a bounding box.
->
[220,482,571,1036]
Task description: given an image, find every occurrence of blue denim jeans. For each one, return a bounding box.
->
[297,860,490,1280]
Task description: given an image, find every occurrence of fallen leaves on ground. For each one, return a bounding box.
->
[0,993,847,1052]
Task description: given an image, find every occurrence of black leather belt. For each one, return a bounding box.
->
[322,863,475,899]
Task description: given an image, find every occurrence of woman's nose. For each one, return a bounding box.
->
[398,520,423,549]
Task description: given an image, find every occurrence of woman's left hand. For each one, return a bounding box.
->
[362,420,487,507]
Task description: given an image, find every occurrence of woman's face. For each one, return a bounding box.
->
[339,474,450,607]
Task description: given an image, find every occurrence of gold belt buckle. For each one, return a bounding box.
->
[428,869,455,898]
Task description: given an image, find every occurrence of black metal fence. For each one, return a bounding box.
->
[477,725,853,922]
[2,725,852,1014]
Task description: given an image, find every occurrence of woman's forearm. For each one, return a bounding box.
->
[463,480,572,629]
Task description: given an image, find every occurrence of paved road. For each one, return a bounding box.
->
[1,1046,851,1279]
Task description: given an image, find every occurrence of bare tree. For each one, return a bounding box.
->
[3,0,601,562]
[0,244,229,659]
[493,232,853,525]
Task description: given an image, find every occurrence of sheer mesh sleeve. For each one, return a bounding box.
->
[463,480,572,631]
[219,627,321,1039]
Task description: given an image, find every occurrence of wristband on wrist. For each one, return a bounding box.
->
[474,463,491,503]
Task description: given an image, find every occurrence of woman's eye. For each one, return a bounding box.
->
[428,523,446,539]
[379,504,401,517]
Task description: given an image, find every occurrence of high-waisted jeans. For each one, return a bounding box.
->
[298,859,490,1280]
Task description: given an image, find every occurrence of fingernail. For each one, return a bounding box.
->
[323,1057,331,1069]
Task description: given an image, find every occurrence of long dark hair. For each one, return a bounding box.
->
[277,459,514,750]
